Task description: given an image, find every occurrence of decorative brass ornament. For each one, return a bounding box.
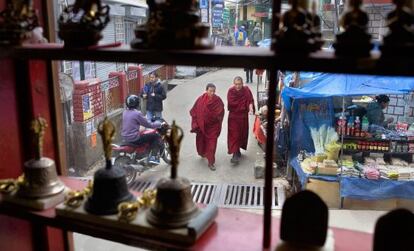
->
[117,189,157,222]
[58,0,110,48]
[0,0,40,45]
[84,117,135,215]
[0,175,24,194]
[333,0,373,56]
[130,0,213,49]
[98,116,115,161]
[146,121,199,228]
[32,116,47,160]
[64,180,93,208]
[17,116,65,198]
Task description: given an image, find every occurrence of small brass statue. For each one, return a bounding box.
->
[334,0,373,57]
[58,0,110,48]
[84,117,135,215]
[381,0,414,57]
[273,0,319,54]
[131,0,212,49]
[0,0,40,45]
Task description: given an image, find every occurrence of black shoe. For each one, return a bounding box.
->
[230,154,239,164]
[208,164,216,171]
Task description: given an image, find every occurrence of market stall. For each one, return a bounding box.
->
[282,73,414,209]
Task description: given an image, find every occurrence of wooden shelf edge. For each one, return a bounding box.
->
[0,45,412,75]
[0,201,195,250]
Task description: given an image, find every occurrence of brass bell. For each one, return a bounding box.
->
[17,157,65,198]
[17,117,64,198]
[146,121,199,228]
[84,117,135,215]
[146,177,199,228]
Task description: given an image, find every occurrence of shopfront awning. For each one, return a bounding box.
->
[282,73,414,111]
[104,0,148,8]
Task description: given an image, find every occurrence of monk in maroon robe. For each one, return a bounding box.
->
[190,83,224,170]
[227,76,254,163]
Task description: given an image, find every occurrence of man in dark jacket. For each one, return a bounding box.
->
[141,72,167,121]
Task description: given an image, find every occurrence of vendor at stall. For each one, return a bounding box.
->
[366,95,394,127]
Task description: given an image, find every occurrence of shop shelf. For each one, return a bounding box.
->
[0,45,413,76]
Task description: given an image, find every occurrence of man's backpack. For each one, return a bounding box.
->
[237,31,244,41]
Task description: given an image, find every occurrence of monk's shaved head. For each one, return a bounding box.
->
[206,83,216,90]
[233,76,244,91]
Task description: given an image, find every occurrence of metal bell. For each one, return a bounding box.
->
[84,118,135,215]
[17,157,65,198]
[84,160,135,215]
[146,121,199,228]
[146,176,199,228]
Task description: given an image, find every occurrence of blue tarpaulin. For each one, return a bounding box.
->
[341,177,414,200]
[282,73,414,111]
[283,72,323,86]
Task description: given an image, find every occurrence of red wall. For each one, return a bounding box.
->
[0,1,66,250]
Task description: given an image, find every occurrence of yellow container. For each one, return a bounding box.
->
[325,142,341,161]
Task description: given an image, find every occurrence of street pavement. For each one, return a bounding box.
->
[136,68,266,185]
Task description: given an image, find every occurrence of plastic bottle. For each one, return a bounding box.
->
[354,116,361,137]
[337,116,346,135]
[347,117,354,136]
[361,116,369,132]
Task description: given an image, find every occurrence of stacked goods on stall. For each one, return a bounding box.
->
[299,125,341,176]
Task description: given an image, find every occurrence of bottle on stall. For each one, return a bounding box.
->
[337,115,346,135]
[354,116,361,137]
[361,116,369,132]
[347,116,354,136]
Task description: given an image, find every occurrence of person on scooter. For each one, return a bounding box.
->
[121,94,163,165]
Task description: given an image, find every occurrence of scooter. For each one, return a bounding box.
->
[111,121,171,184]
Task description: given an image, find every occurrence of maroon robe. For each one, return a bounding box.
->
[190,93,225,165]
[227,86,254,154]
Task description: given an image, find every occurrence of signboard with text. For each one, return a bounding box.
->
[212,2,224,28]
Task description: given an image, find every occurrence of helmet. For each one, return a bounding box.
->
[376,95,390,104]
[126,95,140,109]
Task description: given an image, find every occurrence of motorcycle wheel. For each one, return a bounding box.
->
[114,156,137,185]
[161,141,171,164]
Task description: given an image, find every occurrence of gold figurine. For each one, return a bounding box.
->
[166,120,184,179]
[118,189,157,222]
[31,116,47,160]
[97,117,115,161]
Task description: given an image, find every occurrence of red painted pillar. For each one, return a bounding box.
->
[109,72,127,104]
[72,78,101,122]
[0,60,34,251]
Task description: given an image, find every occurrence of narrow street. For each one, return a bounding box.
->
[136,68,265,185]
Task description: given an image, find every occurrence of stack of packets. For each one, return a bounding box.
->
[340,155,361,177]
[340,154,414,180]
[300,158,339,176]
